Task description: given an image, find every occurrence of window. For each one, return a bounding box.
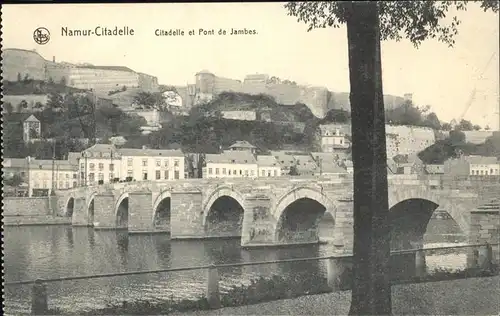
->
[164,170,169,179]
[98,163,104,171]
[109,164,114,171]
[156,170,161,180]
[174,159,179,167]
[245,170,249,176]
[127,170,133,177]
[274,170,277,176]
[156,159,161,167]
[127,158,133,166]
[80,163,85,170]
[174,170,180,179]
[215,168,220,175]
[234,169,237,175]
[208,168,213,174]
[142,159,148,167]
[109,173,114,180]
[88,173,95,182]
[239,170,242,175]
[80,172,85,180]
[98,173,104,181]
[143,172,148,180]
[228,170,232,175]
[164,160,169,167]
[89,163,95,171]
[222,168,226,175]
[65,173,69,179]
[72,181,77,188]
[65,182,69,188]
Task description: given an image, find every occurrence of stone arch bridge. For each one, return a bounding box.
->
[55,176,495,250]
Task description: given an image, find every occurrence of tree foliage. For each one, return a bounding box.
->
[285,1,498,47]
[285,1,498,315]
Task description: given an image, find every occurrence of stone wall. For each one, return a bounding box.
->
[469,209,500,263]
[2,49,47,81]
[3,197,50,216]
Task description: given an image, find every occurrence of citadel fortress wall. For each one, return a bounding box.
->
[2,48,159,93]
[3,49,405,118]
[180,70,406,118]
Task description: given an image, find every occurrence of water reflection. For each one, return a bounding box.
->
[3,216,466,315]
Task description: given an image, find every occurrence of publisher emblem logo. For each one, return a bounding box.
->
[33,27,50,45]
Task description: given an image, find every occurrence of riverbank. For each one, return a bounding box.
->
[172,275,500,315]
[3,215,71,226]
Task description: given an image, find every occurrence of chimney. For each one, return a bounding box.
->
[53,56,56,63]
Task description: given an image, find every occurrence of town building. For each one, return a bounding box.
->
[222,110,257,121]
[203,151,258,178]
[271,151,298,175]
[80,144,121,186]
[79,144,186,185]
[118,147,185,181]
[293,154,319,176]
[256,155,282,177]
[425,164,445,175]
[227,140,257,154]
[310,152,348,176]
[444,155,500,176]
[316,124,351,153]
[21,114,41,143]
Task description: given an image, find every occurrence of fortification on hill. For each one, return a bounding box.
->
[2,48,159,93]
[175,70,407,118]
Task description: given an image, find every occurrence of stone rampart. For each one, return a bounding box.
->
[3,197,51,216]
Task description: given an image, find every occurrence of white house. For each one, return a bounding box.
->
[203,151,258,178]
[256,155,282,177]
[80,144,122,186]
[118,147,185,181]
[444,155,500,176]
[28,159,79,196]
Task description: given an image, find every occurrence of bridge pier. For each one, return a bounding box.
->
[241,196,274,247]
[71,197,90,227]
[128,192,155,234]
[468,208,500,266]
[170,191,204,239]
[93,194,118,230]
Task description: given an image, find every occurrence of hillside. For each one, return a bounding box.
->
[3,79,85,95]
[200,91,317,123]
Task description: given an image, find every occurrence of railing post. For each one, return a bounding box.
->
[206,264,221,309]
[478,243,493,271]
[31,279,48,315]
[415,249,427,278]
[326,257,346,291]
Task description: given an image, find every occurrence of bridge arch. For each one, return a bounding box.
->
[115,192,129,229]
[65,196,75,217]
[388,186,471,250]
[272,186,337,244]
[152,190,172,230]
[86,192,97,227]
[202,186,246,237]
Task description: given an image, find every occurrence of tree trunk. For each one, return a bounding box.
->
[345,2,391,315]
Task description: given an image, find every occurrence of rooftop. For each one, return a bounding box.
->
[206,151,257,164]
[464,155,499,165]
[118,148,184,157]
[229,140,256,149]
[256,155,280,167]
[76,65,136,73]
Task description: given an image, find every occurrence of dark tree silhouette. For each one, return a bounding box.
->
[285,1,499,315]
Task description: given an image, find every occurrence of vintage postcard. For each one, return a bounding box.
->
[2,2,499,316]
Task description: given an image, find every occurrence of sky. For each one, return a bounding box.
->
[2,2,499,129]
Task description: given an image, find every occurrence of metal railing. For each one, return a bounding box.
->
[4,242,498,315]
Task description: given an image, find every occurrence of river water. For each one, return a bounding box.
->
[3,218,467,315]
